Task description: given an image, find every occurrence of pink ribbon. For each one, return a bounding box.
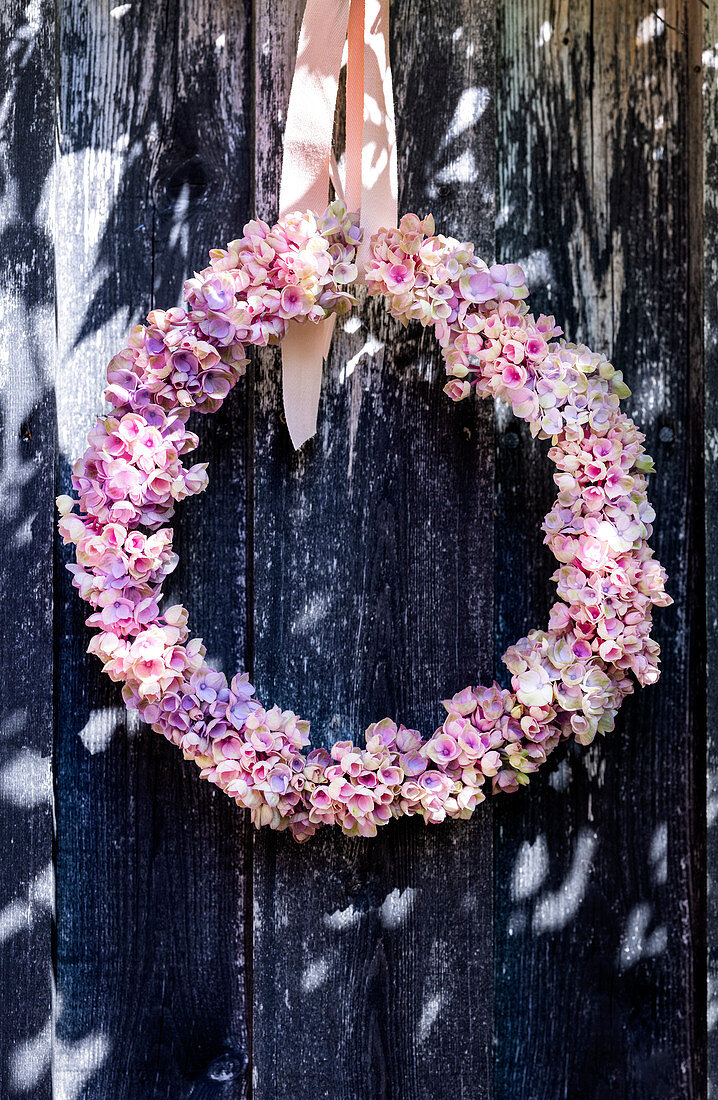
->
[278,0,398,449]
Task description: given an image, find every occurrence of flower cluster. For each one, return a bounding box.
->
[186,201,361,347]
[58,204,670,842]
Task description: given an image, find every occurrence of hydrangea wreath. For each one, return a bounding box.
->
[57,203,671,842]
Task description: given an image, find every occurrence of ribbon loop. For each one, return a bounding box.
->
[279,0,397,449]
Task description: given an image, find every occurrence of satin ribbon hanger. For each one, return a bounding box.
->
[278,0,398,449]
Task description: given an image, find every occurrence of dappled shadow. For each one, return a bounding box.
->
[1,0,702,1097]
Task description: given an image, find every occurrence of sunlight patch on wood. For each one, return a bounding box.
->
[0,747,51,807]
[532,831,596,933]
[511,836,548,902]
[379,887,416,929]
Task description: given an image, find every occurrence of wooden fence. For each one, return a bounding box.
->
[1,0,711,1096]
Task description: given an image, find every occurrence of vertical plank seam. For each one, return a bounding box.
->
[51,0,61,1090]
[686,0,708,1092]
[489,5,498,1092]
[246,3,258,1096]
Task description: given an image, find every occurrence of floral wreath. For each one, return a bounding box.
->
[57,201,671,841]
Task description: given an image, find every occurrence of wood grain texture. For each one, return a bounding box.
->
[0,0,708,1094]
[0,3,56,1097]
[54,2,252,1095]
[495,1,704,1097]
[705,0,718,1093]
[251,2,495,1098]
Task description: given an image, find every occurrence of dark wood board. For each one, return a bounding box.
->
[705,0,718,1095]
[0,0,708,1095]
[54,2,252,1095]
[494,2,705,1097]
[250,2,496,1098]
[0,2,56,1096]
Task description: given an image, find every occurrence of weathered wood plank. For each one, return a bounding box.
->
[495,1,704,1095]
[0,3,56,1096]
[251,2,495,1098]
[54,2,252,1095]
[705,0,718,1092]
[2,0,707,1093]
